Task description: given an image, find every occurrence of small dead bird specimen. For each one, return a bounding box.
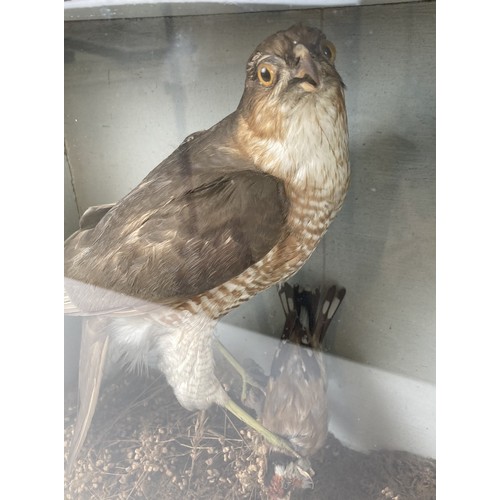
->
[262,283,345,499]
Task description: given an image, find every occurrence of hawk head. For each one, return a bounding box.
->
[237,25,344,137]
[233,25,348,190]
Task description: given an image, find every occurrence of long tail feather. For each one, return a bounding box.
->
[313,285,346,345]
[277,283,345,347]
[66,318,109,473]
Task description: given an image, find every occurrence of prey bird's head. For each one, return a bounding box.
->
[237,25,344,136]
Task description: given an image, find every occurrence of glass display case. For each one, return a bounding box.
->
[64,1,435,498]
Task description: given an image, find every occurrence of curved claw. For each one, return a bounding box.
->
[294,457,315,489]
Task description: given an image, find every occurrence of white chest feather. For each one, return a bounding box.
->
[245,91,350,208]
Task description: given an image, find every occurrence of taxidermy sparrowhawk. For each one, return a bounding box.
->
[64,24,350,471]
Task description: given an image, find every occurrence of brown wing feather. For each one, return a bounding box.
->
[65,119,288,312]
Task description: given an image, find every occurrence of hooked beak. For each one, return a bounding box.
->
[291,44,320,92]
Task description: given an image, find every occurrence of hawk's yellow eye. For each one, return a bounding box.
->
[257,63,276,87]
[321,40,336,64]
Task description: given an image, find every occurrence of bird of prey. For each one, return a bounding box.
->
[262,283,346,499]
[64,24,350,471]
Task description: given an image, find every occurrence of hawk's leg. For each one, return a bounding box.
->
[213,340,300,457]
[156,315,300,458]
[223,397,301,459]
[214,339,265,403]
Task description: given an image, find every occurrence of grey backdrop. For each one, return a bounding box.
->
[65,2,435,386]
